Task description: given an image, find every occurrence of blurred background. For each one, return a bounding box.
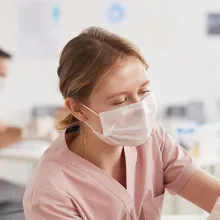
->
[0,0,220,219]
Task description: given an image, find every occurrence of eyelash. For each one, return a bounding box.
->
[116,98,128,105]
[114,90,150,105]
[139,90,149,95]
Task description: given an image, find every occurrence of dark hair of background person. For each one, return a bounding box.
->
[0,48,12,59]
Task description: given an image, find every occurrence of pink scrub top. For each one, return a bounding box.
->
[23,124,199,220]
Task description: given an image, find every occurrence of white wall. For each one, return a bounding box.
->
[0,0,220,126]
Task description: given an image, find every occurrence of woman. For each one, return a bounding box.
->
[23,27,220,220]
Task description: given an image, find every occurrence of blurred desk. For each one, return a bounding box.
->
[162,214,206,220]
[196,155,219,168]
[0,139,50,162]
[0,139,50,185]
[194,155,219,177]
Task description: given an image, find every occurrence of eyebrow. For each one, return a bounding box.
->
[105,80,150,100]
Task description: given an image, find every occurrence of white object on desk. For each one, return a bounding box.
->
[0,139,51,185]
[162,214,206,220]
[0,139,50,161]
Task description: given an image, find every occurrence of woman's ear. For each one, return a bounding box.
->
[65,98,87,122]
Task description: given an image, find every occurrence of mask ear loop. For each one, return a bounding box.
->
[78,122,86,159]
[82,124,85,159]
[80,104,100,132]
[81,103,99,116]
[80,104,99,157]
[80,104,101,159]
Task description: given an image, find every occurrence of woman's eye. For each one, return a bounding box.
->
[139,90,150,95]
[114,98,127,105]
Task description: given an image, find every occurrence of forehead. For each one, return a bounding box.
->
[96,57,149,94]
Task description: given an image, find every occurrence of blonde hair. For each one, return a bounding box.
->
[57,26,148,130]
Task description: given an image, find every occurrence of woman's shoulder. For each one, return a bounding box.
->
[141,125,171,150]
[25,134,78,194]
[138,125,180,160]
[151,125,169,141]
[152,125,181,150]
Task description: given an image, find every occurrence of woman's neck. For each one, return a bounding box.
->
[69,124,124,173]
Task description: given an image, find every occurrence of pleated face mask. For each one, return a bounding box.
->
[82,93,157,147]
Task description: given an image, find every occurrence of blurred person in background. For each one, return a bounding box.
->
[0,49,25,220]
[24,27,220,220]
[0,48,22,149]
[0,48,11,132]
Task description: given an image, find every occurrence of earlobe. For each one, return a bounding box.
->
[65,98,87,122]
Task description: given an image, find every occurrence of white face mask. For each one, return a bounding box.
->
[0,77,6,91]
[82,93,157,147]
